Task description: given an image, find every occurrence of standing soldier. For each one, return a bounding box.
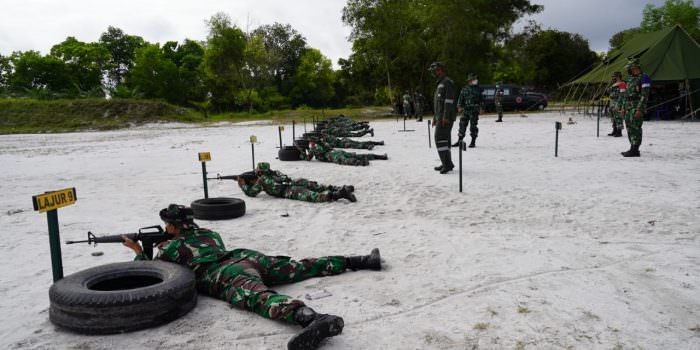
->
[429,62,457,174]
[402,91,414,119]
[454,73,482,148]
[622,58,651,157]
[414,91,425,122]
[495,83,504,122]
[607,71,626,137]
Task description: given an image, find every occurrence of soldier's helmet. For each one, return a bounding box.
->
[159,204,194,226]
[256,162,271,172]
[467,73,478,81]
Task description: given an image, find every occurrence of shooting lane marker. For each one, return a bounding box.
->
[32,187,77,282]
[198,152,211,199]
[459,141,464,193]
[428,120,432,148]
[250,135,257,171]
[292,120,296,141]
[278,126,284,149]
[398,115,415,132]
[555,122,562,157]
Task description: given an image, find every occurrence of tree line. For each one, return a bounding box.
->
[0,0,696,112]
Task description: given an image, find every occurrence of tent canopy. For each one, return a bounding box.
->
[570,25,700,85]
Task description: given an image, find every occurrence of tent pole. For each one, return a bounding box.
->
[687,79,697,120]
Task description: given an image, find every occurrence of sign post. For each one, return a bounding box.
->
[292,120,296,141]
[459,141,464,193]
[596,99,601,138]
[198,152,211,199]
[250,135,257,171]
[278,126,284,149]
[398,116,415,132]
[32,187,77,282]
[555,122,562,157]
[428,120,432,148]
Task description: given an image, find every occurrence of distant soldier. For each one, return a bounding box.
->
[402,91,414,119]
[237,162,356,202]
[495,83,504,122]
[621,58,651,157]
[318,125,374,138]
[309,134,383,150]
[414,91,425,122]
[429,62,457,174]
[607,71,626,137]
[303,140,388,166]
[455,73,482,148]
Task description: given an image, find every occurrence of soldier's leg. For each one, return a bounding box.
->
[198,258,306,324]
[261,255,347,285]
[434,124,454,170]
[284,186,333,202]
[470,111,479,139]
[629,117,643,147]
[624,112,634,146]
[455,114,468,144]
[292,179,329,192]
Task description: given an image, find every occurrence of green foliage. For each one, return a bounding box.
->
[99,26,146,88]
[50,36,111,94]
[202,12,247,111]
[609,28,641,50]
[641,0,700,41]
[289,48,336,108]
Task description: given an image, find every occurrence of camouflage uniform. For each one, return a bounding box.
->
[237,163,340,202]
[307,141,386,166]
[495,84,504,122]
[321,126,373,138]
[623,59,651,152]
[456,75,482,144]
[608,72,626,136]
[414,92,425,121]
[402,92,413,118]
[135,227,346,324]
[321,135,376,150]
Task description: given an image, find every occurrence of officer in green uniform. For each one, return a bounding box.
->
[237,162,356,202]
[429,62,457,174]
[402,90,414,119]
[607,71,625,137]
[454,73,482,148]
[495,83,504,122]
[622,58,651,157]
[122,204,382,350]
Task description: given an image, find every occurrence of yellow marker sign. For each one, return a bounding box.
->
[198,152,211,162]
[250,135,257,143]
[32,188,77,213]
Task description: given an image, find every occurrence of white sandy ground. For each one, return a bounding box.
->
[0,112,699,350]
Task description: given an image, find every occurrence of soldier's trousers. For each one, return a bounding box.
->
[332,130,372,137]
[330,139,374,150]
[457,110,479,139]
[197,250,347,324]
[496,104,503,120]
[434,121,454,169]
[611,107,624,130]
[283,186,332,202]
[624,112,643,146]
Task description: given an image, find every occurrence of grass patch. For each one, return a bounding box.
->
[517,305,531,314]
[473,322,489,331]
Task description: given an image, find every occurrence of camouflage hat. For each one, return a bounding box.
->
[429,62,445,71]
[256,162,270,172]
[612,71,622,78]
[159,204,194,225]
[626,58,641,70]
[467,73,478,81]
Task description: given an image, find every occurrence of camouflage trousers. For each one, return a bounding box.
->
[282,179,336,203]
[330,138,374,150]
[624,111,643,146]
[496,103,503,119]
[327,129,372,138]
[326,150,385,166]
[196,249,347,324]
[611,106,624,130]
[457,109,479,139]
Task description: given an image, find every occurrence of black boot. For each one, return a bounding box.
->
[288,307,345,350]
[614,129,623,137]
[468,137,476,148]
[623,144,640,157]
[608,128,616,137]
[343,185,355,193]
[372,141,385,146]
[451,138,464,147]
[434,164,443,171]
[438,151,454,174]
[369,129,375,137]
[373,153,388,160]
[346,248,381,271]
[337,187,357,202]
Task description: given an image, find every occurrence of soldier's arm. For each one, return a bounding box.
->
[637,75,652,114]
[238,178,262,197]
[444,81,457,122]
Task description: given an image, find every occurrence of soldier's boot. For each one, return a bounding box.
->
[608,127,616,137]
[346,248,381,271]
[468,137,476,148]
[434,164,444,171]
[338,187,357,202]
[614,128,623,137]
[342,185,355,193]
[372,141,385,146]
[370,129,375,137]
[374,153,388,160]
[288,307,344,350]
[451,138,464,147]
[622,144,641,157]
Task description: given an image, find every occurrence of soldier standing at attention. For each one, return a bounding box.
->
[607,71,626,137]
[454,73,482,148]
[123,204,382,350]
[495,83,504,122]
[622,58,651,157]
[429,62,457,174]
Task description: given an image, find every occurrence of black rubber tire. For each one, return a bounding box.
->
[294,138,309,149]
[191,197,246,220]
[49,261,197,334]
[279,146,302,161]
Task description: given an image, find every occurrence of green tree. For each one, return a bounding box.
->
[0,54,11,93]
[8,51,75,96]
[99,26,146,89]
[50,36,111,95]
[641,0,700,40]
[252,23,307,95]
[202,12,247,110]
[289,48,335,107]
[126,44,178,100]
[608,28,641,50]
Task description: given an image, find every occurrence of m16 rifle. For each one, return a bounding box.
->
[65,225,171,259]
[207,171,257,181]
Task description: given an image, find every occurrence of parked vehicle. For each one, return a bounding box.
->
[480,84,548,112]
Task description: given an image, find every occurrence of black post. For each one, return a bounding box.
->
[304,118,307,132]
[47,209,63,282]
[459,141,463,193]
[251,143,255,171]
[596,106,601,138]
[201,162,209,199]
[292,120,296,141]
[428,120,432,148]
[555,122,561,157]
[278,126,283,149]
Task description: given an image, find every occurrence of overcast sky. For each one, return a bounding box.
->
[0,0,691,67]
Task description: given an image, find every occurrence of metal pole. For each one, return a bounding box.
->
[251,143,255,171]
[47,209,64,282]
[304,118,307,132]
[292,120,296,141]
[555,125,560,157]
[428,120,432,148]
[459,141,463,193]
[278,126,283,149]
[597,104,601,138]
[201,162,209,199]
